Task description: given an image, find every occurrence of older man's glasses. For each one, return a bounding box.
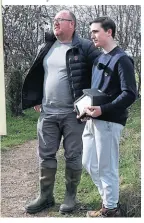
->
[53,18,72,23]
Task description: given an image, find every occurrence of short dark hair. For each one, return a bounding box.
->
[90,16,116,38]
[68,11,77,28]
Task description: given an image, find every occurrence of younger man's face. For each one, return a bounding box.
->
[90,22,110,48]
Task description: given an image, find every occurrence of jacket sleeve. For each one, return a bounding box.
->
[100,56,137,113]
[81,39,101,66]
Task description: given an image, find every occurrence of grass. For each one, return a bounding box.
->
[119,98,141,217]
[1,108,39,149]
[1,99,141,217]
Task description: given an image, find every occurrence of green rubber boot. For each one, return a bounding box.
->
[25,167,56,214]
[59,168,82,214]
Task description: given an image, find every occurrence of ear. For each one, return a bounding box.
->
[107,29,112,37]
[70,20,75,29]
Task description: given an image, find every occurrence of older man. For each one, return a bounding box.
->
[22,10,100,214]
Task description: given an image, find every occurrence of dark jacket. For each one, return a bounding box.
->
[22,32,100,110]
[91,46,137,126]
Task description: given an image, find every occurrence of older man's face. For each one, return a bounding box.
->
[53,11,74,38]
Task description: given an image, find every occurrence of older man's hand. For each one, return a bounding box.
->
[34,105,42,112]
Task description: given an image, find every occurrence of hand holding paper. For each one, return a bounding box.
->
[84,106,102,117]
[74,88,110,119]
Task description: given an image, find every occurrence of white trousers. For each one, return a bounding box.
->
[82,119,124,209]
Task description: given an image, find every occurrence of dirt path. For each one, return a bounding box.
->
[1,139,141,217]
[1,140,53,217]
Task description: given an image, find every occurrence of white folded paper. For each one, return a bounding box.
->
[74,94,92,117]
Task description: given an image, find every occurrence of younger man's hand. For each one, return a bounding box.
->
[84,106,102,117]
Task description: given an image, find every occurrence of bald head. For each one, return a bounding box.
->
[56,10,76,28]
[53,10,76,42]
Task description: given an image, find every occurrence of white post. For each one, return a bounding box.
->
[0,2,7,135]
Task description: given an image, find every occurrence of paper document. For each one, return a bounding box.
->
[74,95,91,116]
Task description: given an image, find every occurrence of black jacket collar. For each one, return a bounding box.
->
[45,31,81,47]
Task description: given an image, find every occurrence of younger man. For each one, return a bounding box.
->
[81,17,137,217]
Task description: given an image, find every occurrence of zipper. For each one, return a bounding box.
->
[66,47,77,102]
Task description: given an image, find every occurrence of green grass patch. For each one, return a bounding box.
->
[118,98,141,217]
[1,108,39,149]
